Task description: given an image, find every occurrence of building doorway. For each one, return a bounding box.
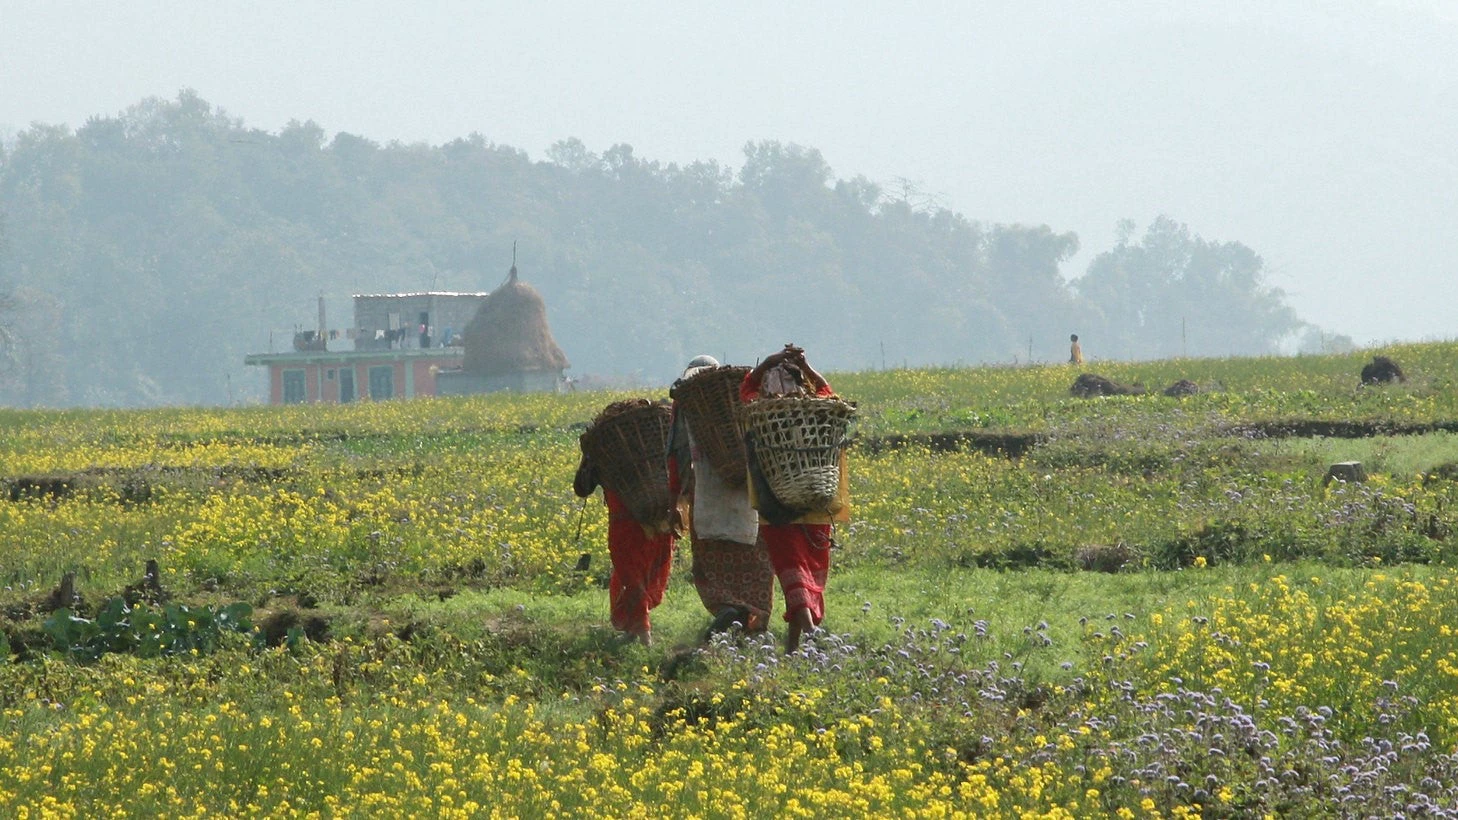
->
[339,368,355,403]
[368,366,394,400]
[283,370,306,404]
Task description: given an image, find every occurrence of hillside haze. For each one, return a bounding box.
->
[0,94,1312,406]
[3,3,1455,360]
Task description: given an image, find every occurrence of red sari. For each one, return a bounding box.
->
[604,489,675,635]
[759,523,832,624]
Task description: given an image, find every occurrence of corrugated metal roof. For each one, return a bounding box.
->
[351,292,490,299]
[244,348,465,365]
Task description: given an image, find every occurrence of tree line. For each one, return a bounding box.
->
[0,91,1326,407]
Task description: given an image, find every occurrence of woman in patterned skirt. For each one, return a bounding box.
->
[669,356,775,636]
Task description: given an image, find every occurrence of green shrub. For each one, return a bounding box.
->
[42,598,255,662]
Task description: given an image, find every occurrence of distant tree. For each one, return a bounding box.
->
[0,201,67,405]
[884,177,944,213]
[833,175,882,213]
[985,224,1081,356]
[0,213,12,375]
[739,141,833,222]
[0,94,1317,406]
[1075,217,1300,359]
[545,138,601,174]
[1294,325,1356,355]
[0,299,11,373]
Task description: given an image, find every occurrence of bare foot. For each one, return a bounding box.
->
[785,608,815,653]
[619,630,651,647]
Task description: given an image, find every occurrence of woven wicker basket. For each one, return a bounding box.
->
[737,396,856,511]
[670,365,751,486]
[580,402,674,526]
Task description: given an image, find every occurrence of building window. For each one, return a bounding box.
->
[326,369,335,380]
[369,366,394,400]
[282,369,307,404]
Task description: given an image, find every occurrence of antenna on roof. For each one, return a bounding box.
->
[509,240,518,282]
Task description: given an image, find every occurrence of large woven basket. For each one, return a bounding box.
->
[737,396,856,511]
[670,365,751,486]
[580,402,674,526]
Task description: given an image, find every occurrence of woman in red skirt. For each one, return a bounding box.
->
[740,345,849,652]
[574,455,675,645]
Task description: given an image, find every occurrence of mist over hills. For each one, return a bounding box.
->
[0,93,1324,407]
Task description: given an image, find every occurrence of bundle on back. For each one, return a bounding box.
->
[670,365,752,486]
[738,396,856,511]
[580,400,674,526]
[591,398,654,427]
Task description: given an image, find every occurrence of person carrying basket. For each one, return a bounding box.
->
[740,345,851,652]
[575,400,677,646]
[668,356,775,637]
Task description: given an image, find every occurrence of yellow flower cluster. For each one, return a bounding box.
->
[0,647,1092,818]
[1111,569,1458,745]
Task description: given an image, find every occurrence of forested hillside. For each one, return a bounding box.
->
[0,92,1309,407]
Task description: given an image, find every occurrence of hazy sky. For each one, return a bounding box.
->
[3,1,1456,345]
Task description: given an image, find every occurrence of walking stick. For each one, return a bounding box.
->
[572,497,588,544]
[571,497,592,573]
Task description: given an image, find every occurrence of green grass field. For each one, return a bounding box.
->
[3,342,1458,816]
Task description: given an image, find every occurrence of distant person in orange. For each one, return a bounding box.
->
[574,452,675,645]
[740,345,849,653]
[1069,334,1084,365]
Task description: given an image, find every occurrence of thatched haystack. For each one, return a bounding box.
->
[1070,373,1144,398]
[1163,379,1200,397]
[1360,356,1405,386]
[461,266,570,376]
